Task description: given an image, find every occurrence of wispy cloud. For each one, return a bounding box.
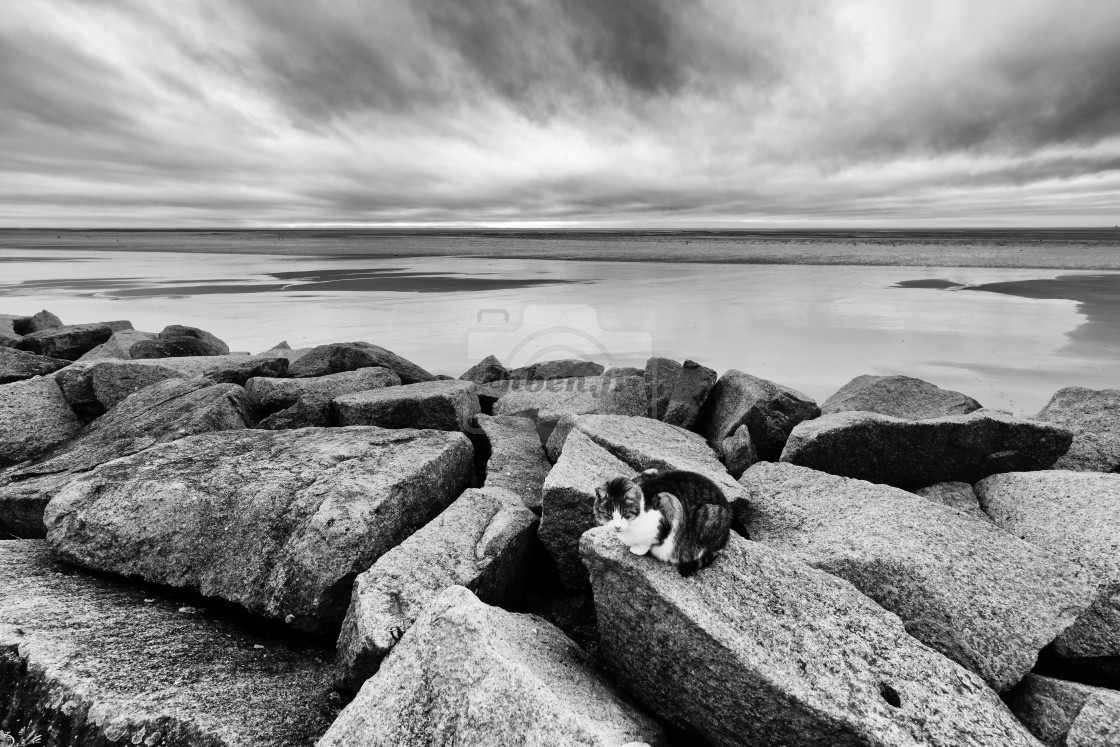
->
[1,0,1118,227]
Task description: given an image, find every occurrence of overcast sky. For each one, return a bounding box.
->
[3,0,1119,228]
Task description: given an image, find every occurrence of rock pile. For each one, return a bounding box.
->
[2,318,1118,746]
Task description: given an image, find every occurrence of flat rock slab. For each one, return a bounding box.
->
[288,342,435,384]
[781,409,1072,489]
[0,347,69,384]
[335,487,537,692]
[0,379,252,538]
[662,359,717,430]
[540,429,632,588]
[0,541,336,747]
[492,375,649,431]
[821,374,982,419]
[320,586,666,747]
[476,414,550,512]
[1007,674,1120,747]
[0,378,81,471]
[741,462,1095,691]
[43,427,475,634]
[19,322,131,360]
[580,527,1041,747]
[977,471,1120,658]
[696,369,820,461]
[509,359,605,381]
[246,367,400,415]
[554,414,747,506]
[1037,387,1120,472]
[334,380,479,431]
[129,324,229,358]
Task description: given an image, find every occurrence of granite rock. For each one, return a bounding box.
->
[22,309,64,333]
[56,359,187,418]
[76,329,158,361]
[914,481,988,519]
[492,375,649,436]
[717,423,758,478]
[1037,387,1120,473]
[696,369,821,461]
[43,427,474,634]
[644,356,682,420]
[741,462,1096,691]
[821,374,982,419]
[0,378,81,471]
[334,380,479,432]
[0,379,252,537]
[335,487,537,692]
[0,347,69,384]
[580,527,1041,747]
[20,322,132,361]
[662,359,717,430]
[130,324,230,358]
[508,359,604,381]
[0,541,336,747]
[245,367,399,416]
[782,409,1072,489]
[475,414,551,512]
[287,342,435,384]
[977,471,1120,658]
[1006,674,1120,747]
[320,586,666,747]
[458,354,510,385]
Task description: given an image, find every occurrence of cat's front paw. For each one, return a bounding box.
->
[629,544,651,556]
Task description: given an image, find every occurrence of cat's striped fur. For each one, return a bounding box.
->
[593,468,735,576]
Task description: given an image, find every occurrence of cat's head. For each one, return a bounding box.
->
[594,476,644,532]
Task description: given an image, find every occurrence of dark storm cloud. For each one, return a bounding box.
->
[1,0,1120,227]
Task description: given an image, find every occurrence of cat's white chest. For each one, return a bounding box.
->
[617,509,663,549]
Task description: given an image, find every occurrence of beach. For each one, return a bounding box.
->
[2,232,1118,414]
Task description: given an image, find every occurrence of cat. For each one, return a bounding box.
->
[593,468,736,576]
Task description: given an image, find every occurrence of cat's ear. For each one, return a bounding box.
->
[594,487,606,499]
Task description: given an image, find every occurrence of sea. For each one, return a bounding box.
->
[2,228,1119,415]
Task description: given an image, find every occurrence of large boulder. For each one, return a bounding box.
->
[539,429,632,588]
[19,321,132,360]
[21,309,64,333]
[77,329,157,360]
[821,374,982,419]
[129,324,230,358]
[492,375,649,436]
[458,354,510,385]
[1036,387,1120,473]
[55,359,187,418]
[43,427,475,634]
[0,379,252,537]
[976,471,1120,658]
[740,462,1096,691]
[781,409,1072,489]
[662,359,717,430]
[508,359,604,381]
[1006,674,1120,747]
[580,528,1041,747]
[644,356,683,420]
[0,541,336,747]
[335,487,537,692]
[320,586,666,747]
[0,378,81,470]
[57,354,291,403]
[696,369,821,461]
[0,346,69,384]
[246,366,399,416]
[288,342,435,384]
[334,380,479,432]
[475,414,551,512]
[0,315,22,348]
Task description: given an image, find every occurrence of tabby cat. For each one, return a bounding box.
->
[593,468,736,576]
